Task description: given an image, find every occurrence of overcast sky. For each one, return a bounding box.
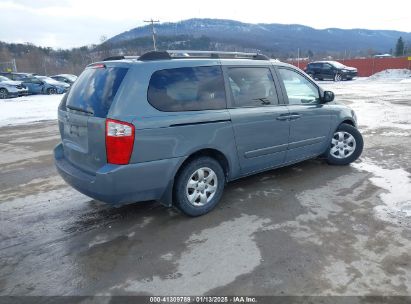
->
[1,0,410,49]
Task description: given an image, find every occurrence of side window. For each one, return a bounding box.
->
[227,67,279,107]
[148,66,226,112]
[278,68,320,105]
[322,63,332,70]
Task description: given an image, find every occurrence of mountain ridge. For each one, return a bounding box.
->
[108,18,411,55]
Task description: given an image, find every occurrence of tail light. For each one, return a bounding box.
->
[106,119,135,165]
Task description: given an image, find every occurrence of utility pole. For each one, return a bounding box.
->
[12,58,17,72]
[144,19,160,51]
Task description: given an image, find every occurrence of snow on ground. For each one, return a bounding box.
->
[0,94,62,127]
[368,68,411,80]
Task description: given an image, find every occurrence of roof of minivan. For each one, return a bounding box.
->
[97,50,290,67]
[97,59,301,76]
[97,57,294,69]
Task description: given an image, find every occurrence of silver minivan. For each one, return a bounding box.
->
[54,50,363,216]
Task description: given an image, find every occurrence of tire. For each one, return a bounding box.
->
[174,156,225,216]
[334,73,342,82]
[47,88,57,95]
[327,123,363,165]
[0,88,8,99]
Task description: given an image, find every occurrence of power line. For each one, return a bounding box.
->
[144,19,160,51]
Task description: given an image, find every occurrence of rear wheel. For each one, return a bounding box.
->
[174,156,225,216]
[327,123,363,165]
[0,88,8,99]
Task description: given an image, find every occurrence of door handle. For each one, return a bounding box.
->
[276,114,290,121]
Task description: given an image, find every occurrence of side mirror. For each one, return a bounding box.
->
[322,90,334,103]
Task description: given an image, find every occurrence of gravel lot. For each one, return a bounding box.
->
[0,77,410,297]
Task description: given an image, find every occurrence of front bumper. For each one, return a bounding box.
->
[54,143,182,206]
[342,71,358,79]
[4,87,28,98]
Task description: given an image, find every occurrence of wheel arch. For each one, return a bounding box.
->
[159,148,231,208]
[175,148,230,181]
[341,119,356,127]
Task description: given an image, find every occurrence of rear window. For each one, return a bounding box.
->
[148,66,226,112]
[66,66,128,117]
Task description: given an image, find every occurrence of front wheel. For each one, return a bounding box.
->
[174,156,225,216]
[0,88,9,99]
[327,123,363,165]
[334,73,342,82]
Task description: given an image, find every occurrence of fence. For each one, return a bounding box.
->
[288,57,411,77]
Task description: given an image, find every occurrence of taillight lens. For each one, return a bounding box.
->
[106,119,135,165]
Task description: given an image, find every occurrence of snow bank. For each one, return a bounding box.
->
[0,95,62,127]
[351,100,411,130]
[368,69,411,80]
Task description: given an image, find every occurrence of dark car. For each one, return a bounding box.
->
[50,74,78,86]
[54,50,363,216]
[305,61,358,81]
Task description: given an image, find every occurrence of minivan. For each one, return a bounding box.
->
[54,50,363,216]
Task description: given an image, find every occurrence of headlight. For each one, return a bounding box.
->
[342,69,349,73]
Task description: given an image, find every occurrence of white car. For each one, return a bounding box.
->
[0,75,29,99]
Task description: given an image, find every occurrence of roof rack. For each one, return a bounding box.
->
[137,50,270,61]
[103,55,139,61]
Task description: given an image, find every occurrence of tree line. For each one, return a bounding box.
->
[0,36,410,76]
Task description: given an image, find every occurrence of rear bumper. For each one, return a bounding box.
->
[54,143,183,206]
[18,90,29,96]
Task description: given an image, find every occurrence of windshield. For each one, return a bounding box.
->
[36,76,56,82]
[37,76,63,84]
[0,76,10,81]
[329,61,347,69]
[66,66,128,117]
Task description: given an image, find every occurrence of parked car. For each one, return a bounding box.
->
[50,74,78,86]
[0,72,36,81]
[305,61,358,81]
[54,50,364,216]
[0,75,29,99]
[21,76,69,95]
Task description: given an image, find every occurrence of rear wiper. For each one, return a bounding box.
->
[66,105,94,115]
